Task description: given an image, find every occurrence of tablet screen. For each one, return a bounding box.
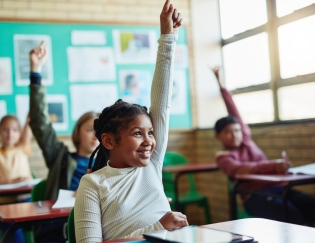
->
[143,226,254,243]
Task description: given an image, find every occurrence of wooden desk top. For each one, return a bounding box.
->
[0,200,71,223]
[0,186,33,196]
[235,174,315,182]
[101,218,315,243]
[206,218,315,243]
[162,163,218,174]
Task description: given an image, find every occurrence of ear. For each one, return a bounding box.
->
[101,133,115,150]
[215,132,221,141]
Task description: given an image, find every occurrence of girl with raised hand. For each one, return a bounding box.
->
[74,1,187,242]
[29,41,100,242]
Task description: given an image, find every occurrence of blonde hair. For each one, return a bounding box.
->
[72,111,99,151]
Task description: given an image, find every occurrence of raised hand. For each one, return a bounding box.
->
[160,0,183,35]
[159,211,189,230]
[30,41,47,73]
[210,66,225,89]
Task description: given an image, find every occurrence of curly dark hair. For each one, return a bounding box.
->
[88,99,150,173]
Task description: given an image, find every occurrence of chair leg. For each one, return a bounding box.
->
[199,199,211,224]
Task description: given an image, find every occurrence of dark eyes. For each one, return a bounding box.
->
[133,131,154,136]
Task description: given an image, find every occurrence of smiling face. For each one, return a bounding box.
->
[102,114,156,168]
[0,117,21,149]
[215,123,243,149]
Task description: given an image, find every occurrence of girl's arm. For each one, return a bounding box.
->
[150,1,182,170]
[18,115,32,154]
[29,42,66,169]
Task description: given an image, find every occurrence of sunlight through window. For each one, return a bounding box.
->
[276,0,315,17]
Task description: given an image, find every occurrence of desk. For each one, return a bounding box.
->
[162,164,218,210]
[0,186,33,197]
[101,218,315,243]
[0,200,71,243]
[230,174,315,221]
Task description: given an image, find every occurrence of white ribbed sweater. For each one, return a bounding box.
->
[74,34,177,243]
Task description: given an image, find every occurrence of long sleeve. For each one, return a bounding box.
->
[220,88,251,142]
[74,176,102,243]
[29,84,66,169]
[216,152,278,178]
[150,34,177,171]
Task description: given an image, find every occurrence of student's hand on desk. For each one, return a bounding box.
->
[160,0,182,35]
[159,211,189,230]
[274,160,291,174]
[30,41,48,73]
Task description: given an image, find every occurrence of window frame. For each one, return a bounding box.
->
[219,0,315,122]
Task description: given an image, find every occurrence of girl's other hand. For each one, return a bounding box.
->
[160,0,182,35]
[30,41,47,73]
[159,211,189,230]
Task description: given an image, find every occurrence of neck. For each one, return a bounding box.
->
[77,149,91,158]
[1,144,15,150]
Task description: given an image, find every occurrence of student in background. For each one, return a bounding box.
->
[212,67,315,225]
[74,1,187,242]
[0,115,32,243]
[29,42,99,242]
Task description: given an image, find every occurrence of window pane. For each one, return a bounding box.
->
[222,32,271,90]
[219,0,268,39]
[278,15,315,79]
[233,90,274,124]
[276,0,315,17]
[278,82,315,120]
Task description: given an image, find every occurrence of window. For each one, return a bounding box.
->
[219,0,315,123]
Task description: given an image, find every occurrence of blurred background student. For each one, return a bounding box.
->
[29,41,100,243]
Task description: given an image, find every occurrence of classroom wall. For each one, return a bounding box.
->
[0,0,190,24]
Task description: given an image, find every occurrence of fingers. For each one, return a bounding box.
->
[162,0,171,12]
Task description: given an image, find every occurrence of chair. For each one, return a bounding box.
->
[162,152,212,224]
[227,178,254,219]
[31,180,47,202]
[67,208,76,243]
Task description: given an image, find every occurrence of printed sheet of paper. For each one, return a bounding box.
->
[52,189,75,209]
[0,178,42,190]
[171,70,187,115]
[70,84,118,120]
[0,101,7,119]
[119,70,152,107]
[67,47,116,82]
[15,94,68,131]
[175,45,189,68]
[0,58,13,95]
[71,30,106,45]
[113,30,157,64]
[14,34,53,86]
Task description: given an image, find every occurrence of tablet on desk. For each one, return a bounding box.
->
[143,226,254,243]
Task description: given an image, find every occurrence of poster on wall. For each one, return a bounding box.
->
[67,47,116,82]
[14,34,53,86]
[113,30,157,64]
[0,101,7,119]
[0,58,13,95]
[171,70,187,115]
[70,84,118,120]
[15,94,68,131]
[119,70,152,107]
[175,45,189,68]
[71,30,106,45]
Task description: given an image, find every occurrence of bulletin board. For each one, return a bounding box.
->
[0,22,192,134]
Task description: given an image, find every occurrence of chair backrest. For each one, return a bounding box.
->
[162,152,198,197]
[31,180,47,202]
[67,208,76,243]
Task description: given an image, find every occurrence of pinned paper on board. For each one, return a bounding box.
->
[71,30,106,45]
[0,101,7,119]
[171,70,187,115]
[113,30,157,64]
[14,34,53,86]
[175,45,189,68]
[70,84,118,120]
[67,47,116,82]
[0,58,13,95]
[120,70,152,107]
[15,94,68,131]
